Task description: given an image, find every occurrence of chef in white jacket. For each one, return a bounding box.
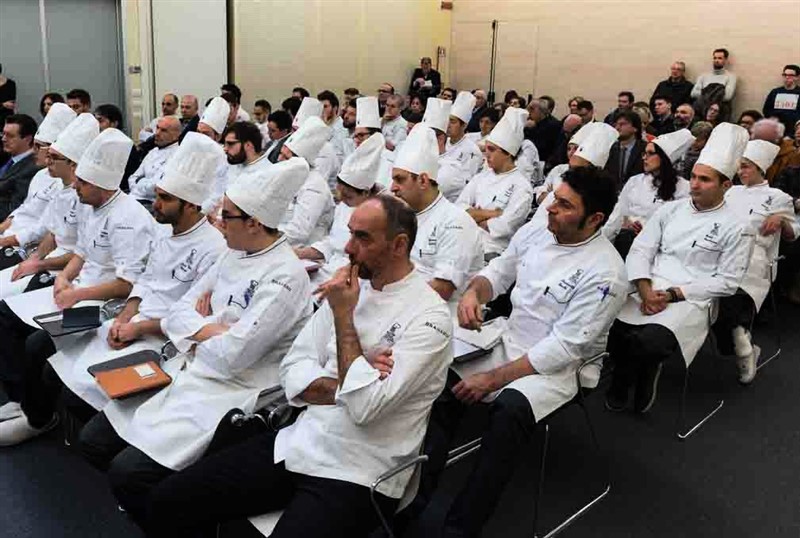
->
[381,94,408,150]
[421,165,627,537]
[421,97,472,203]
[714,140,799,383]
[144,194,452,538]
[603,129,694,257]
[391,123,484,310]
[128,116,181,205]
[77,158,313,525]
[292,97,341,188]
[531,122,619,226]
[0,113,99,301]
[533,121,595,204]
[279,115,335,246]
[605,123,753,414]
[0,103,75,249]
[456,107,534,257]
[48,132,227,417]
[296,131,384,285]
[0,129,153,445]
[445,91,483,183]
[197,96,234,215]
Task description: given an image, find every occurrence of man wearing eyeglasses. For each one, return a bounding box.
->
[409,56,442,99]
[0,114,41,222]
[76,158,312,527]
[762,64,800,138]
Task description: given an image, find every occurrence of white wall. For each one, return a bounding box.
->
[151,0,228,110]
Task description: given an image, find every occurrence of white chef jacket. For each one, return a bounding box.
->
[452,224,628,419]
[412,193,484,308]
[4,168,61,244]
[516,139,541,183]
[309,202,355,283]
[456,167,534,255]
[280,169,335,247]
[275,269,452,499]
[328,117,350,162]
[5,191,155,327]
[603,173,690,240]
[314,141,342,192]
[533,163,568,200]
[105,236,313,470]
[437,137,483,202]
[617,199,752,364]
[724,182,799,310]
[236,108,251,123]
[382,116,408,148]
[48,218,226,411]
[376,148,396,191]
[205,154,273,216]
[202,152,235,215]
[128,142,180,202]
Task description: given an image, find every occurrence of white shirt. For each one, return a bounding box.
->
[280,169,335,247]
[309,202,355,280]
[533,163,568,200]
[314,141,342,191]
[7,169,61,245]
[516,139,541,183]
[73,191,155,288]
[275,269,452,498]
[725,181,799,309]
[603,173,690,240]
[456,166,534,254]
[453,224,627,417]
[382,116,408,148]
[40,183,81,254]
[236,108,251,123]
[412,193,484,306]
[128,142,180,202]
[201,151,233,215]
[437,137,483,202]
[328,116,350,162]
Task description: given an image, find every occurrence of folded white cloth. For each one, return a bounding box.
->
[454,317,507,349]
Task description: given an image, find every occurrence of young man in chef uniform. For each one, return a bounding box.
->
[0,128,154,442]
[77,158,313,526]
[456,107,534,258]
[144,193,452,538]
[421,164,628,538]
[0,113,99,300]
[605,123,753,413]
[45,132,227,421]
[391,123,484,309]
[715,139,799,383]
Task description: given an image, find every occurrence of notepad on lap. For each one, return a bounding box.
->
[92,350,171,399]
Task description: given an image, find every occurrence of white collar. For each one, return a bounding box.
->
[239,235,287,259]
[173,216,208,238]
[551,229,602,248]
[690,199,725,213]
[373,267,417,293]
[416,192,444,217]
[94,190,122,212]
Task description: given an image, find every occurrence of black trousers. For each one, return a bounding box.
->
[145,430,397,538]
[405,370,538,538]
[613,229,637,260]
[78,411,173,527]
[712,293,756,356]
[0,301,59,428]
[607,320,680,392]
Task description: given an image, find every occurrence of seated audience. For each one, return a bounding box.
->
[0,114,41,221]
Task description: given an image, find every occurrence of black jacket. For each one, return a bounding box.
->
[604,139,646,190]
[466,105,487,133]
[649,77,694,111]
[408,68,442,98]
[0,152,41,221]
[524,115,562,162]
[265,135,290,164]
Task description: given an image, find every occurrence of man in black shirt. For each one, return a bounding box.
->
[649,61,694,111]
[409,57,442,98]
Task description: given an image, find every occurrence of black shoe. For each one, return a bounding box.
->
[633,361,663,414]
[604,383,628,412]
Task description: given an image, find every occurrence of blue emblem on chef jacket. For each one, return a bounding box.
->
[703,222,721,243]
[172,249,198,283]
[598,283,616,301]
[761,196,773,211]
[379,322,401,347]
[557,268,584,292]
[228,279,259,309]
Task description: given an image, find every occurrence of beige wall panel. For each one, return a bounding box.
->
[232,0,451,112]
[451,0,800,118]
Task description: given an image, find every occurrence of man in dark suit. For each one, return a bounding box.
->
[524,97,563,162]
[466,89,488,133]
[263,110,292,163]
[604,110,645,189]
[409,57,442,98]
[0,114,41,221]
[178,94,200,143]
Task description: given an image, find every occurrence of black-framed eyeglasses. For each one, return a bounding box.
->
[47,153,68,162]
[219,211,249,221]
[643,150,659,157]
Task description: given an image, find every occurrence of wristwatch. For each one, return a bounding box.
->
[666,287,682,303]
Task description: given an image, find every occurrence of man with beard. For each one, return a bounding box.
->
[340,98,358,158]
[145,193,452,538]
[223,121,271,190]
[0,128,154,444]
[129,116,181,206]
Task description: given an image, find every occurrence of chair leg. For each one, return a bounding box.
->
[676,358,724,440]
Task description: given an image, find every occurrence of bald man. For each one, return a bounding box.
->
[179,95,200,143]
[129,117,181,205]
[546,113,584,171]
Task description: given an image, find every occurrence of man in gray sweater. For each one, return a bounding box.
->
[691,48,738,104]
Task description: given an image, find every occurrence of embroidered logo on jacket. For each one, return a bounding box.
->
[558,268,585,292]
[228,280,259,309]
[379,322,402,347]
[172,248,198,283]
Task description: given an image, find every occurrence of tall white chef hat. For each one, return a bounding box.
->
[338,132,385,190]
[75,128,133,190]
[486,107,527,155]
[284,115,331,162]
[51,113,100,164]
[200,97,230,135]
[393,124,439,180]
[653,129,695,164]
[573,122,619,167]
[225,156,309,228]
[450,91,477,125]
[742,140,780,176]
[292,97,323,130]
[568,122,594,147]
[157,132,225,207]
[422,97,452,133]
[356,96,381,129]
[35,103,76,145]
[695,122,749,180]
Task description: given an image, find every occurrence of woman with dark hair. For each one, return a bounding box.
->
[39,92,64,118]
[604,129,694,258]
[403,93,427,120]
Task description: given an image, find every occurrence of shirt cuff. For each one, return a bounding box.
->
[284,362,331,406]
[527,337,571,376]
[335,356,379,400]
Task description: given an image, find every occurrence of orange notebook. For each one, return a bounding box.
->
[94,361,172,400]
